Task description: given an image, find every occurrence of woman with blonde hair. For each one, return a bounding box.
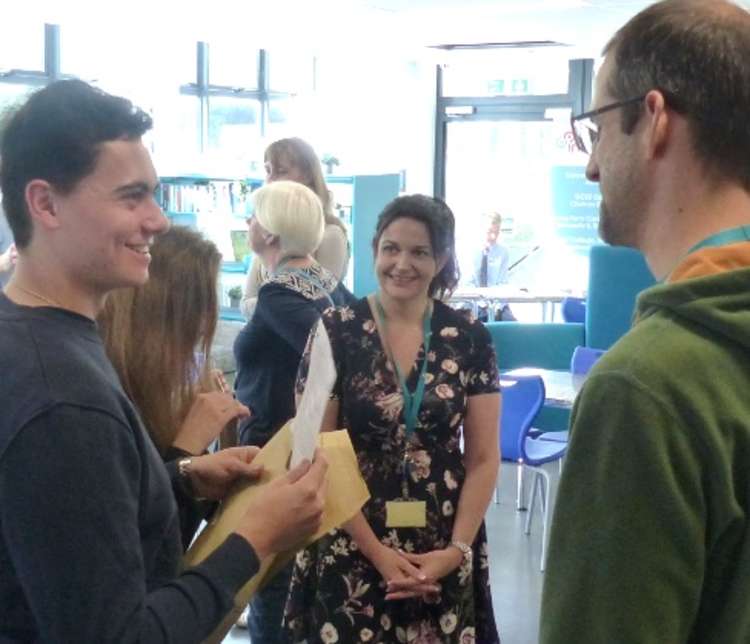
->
[240,137,349,319]
[100,226,251,544]
[233,180,353,642]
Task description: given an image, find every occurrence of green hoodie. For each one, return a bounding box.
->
[541,265,750,643]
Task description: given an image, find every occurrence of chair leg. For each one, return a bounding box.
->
[539,468,552,572]
[524,472,540,535]
[516,463,527,511]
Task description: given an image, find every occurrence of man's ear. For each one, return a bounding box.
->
[644,89,670,159]
[25,180,60,231]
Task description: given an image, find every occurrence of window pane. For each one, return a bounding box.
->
[442,47,570,97]
[267,50,313,92]
[264,97,296,142]
[209,42,257,88]
[150,94,202,173]
[207,96,261,164]
[0,84,35,115]
[0,20,44,71]
[60,22,194,85]
[445,116,597,297]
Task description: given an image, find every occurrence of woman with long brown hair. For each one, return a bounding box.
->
[240,137,350,319]
[99,226,250,546]
[100,226,248,456]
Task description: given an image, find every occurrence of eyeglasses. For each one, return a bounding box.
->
[570,95,646,155]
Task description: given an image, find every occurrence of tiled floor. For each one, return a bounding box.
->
[224,463,551,644]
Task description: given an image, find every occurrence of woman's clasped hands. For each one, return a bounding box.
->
[372,544,464,601]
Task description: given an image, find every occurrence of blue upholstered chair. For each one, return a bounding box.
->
[586,245,656,350]
[561,296,586,323]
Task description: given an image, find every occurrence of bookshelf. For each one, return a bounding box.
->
[158,175,261,321]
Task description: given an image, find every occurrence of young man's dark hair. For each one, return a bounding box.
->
[0,79,152,248]
[0,79,329,643]
[604,0,750,190]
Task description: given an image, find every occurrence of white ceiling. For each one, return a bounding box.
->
[15,0,747,59]
[350,0,655,56]
[13,0,649,53]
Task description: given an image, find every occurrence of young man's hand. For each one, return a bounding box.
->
[234,449,328,559]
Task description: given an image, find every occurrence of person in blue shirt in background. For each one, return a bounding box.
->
[467,211,516,321]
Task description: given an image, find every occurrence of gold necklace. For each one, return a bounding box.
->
[12,283,62,308]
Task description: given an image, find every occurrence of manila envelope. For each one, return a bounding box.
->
[184,423,369,644]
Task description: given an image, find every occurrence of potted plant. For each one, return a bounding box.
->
[227,286,243,308]
[320,153,340,175]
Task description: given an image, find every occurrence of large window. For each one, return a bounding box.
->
[442,47,572,98]
[0,83,34,116]
[436,54,596,297]
[0,19,44,72]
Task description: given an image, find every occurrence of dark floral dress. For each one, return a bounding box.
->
[284,297,500,644]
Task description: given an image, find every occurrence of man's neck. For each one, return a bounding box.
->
[5,259,101,320]
[641,181,750,279]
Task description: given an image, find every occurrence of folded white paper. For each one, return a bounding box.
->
[290,319,337,468]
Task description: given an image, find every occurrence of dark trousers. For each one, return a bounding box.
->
[247,562,293,643]
[478,303,516,322]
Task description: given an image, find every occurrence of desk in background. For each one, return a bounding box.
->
[450,286,569,322]
[504,367,582,409]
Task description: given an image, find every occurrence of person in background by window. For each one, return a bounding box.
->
[467,210,515,321]
[241,137,350,319]
[99,226,251,546]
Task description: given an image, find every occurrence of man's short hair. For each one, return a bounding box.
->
[483,211,502,228]
[0,79,153,248]
[604,0,750,191]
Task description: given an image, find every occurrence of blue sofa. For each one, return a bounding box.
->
[586,245,656,350]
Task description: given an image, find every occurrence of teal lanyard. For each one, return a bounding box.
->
[687,225,750,254]
[375,294,433,499]
[374,295,433,440]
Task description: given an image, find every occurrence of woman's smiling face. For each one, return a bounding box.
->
[374,216,440,301]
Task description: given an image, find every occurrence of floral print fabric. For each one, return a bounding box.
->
[284,298,501,644]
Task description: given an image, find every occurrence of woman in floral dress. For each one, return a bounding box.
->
[285,195,501,643]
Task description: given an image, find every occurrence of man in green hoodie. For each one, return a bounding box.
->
[541,1,750,642]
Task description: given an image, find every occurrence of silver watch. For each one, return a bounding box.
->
[177,456,193,480]
[450,540,473,566]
